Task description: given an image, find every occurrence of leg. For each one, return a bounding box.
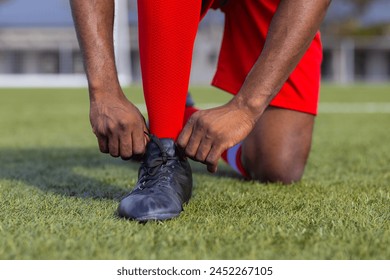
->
[138,0,201,140]
[185,0,320,181]
[118,0,202,221]
[242,107,315,184]
[205,0,320,182]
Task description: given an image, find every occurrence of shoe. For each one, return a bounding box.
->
[186,91,195,107]
[184,92,200,125]
[118,135,193,221]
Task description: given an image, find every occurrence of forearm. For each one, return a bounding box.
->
[234,0,331,119]
[70,0,120,99]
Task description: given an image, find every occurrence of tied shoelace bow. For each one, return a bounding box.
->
[138,133,178,189]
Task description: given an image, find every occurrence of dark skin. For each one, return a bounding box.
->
[242,107,314,183]
[177,0,331,175]
[70,0,148,160]
[70,0,331,183]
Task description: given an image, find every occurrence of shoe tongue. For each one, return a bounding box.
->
[145,138,177,162]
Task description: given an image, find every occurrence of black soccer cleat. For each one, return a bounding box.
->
[186,91,195,108]
[118,135,193,221]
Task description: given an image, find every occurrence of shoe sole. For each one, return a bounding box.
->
[119,211,182,222]
[118,200,190,222]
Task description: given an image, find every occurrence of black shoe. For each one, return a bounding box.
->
[186,91,195,107]
[118,135,193,221]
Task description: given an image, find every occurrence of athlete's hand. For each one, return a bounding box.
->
[177,100,259,173]
[89,90,148,160]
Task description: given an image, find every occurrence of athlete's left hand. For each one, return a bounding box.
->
[177,100,259,173]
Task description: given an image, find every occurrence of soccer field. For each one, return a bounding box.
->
[0,84,389,259]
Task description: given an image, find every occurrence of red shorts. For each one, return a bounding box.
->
[200,0,323,115]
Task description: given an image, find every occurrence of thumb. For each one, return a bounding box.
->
[176,118,195,149]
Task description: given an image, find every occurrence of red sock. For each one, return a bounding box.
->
[184,106,249,178]
[221,146,249,178]
[183,106,199,125]
[137,0,201,140]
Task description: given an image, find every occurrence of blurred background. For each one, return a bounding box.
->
[0,0,389,87]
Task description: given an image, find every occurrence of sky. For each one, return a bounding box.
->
[0,0,74,27]
[325,0,390,25]
[0,0,390,27]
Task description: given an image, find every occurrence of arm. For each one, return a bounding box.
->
[177,0,331,172]
[70,0,147,159]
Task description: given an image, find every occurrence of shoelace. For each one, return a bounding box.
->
[138,133,178,189]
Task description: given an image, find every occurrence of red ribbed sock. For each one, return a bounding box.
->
[221,145,249,178]
[137,0,201,140]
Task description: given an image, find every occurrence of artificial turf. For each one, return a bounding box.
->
[0,84,389,259]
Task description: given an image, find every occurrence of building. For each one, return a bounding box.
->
[0,0,389,87]
[321,0,390,83]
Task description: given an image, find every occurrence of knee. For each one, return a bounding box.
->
[242,155,305,185]
[251,168,303,185]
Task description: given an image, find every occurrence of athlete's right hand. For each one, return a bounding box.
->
[89,89,148,160]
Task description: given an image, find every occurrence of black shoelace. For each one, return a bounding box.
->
[138,134,178,190]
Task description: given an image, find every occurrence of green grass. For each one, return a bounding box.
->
[0,84,389,259]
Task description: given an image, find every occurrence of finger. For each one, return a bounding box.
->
[195,137,213,163]
[119,136,132,160]
[177,118,195,149]
[205,145,223,173]
[108,134,120,158]
[132,130,146,159]
[207,163,218,174]
[97,135,109,154]
[180,116,207,158]
[142,121,150,146]
[184,128,204,159]
[144,133,149,146]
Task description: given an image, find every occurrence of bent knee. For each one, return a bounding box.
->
[243,157,305,185]
[249,168,304,185]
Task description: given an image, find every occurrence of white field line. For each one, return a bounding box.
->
[318,102,390,114]
[135,102,390,114]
